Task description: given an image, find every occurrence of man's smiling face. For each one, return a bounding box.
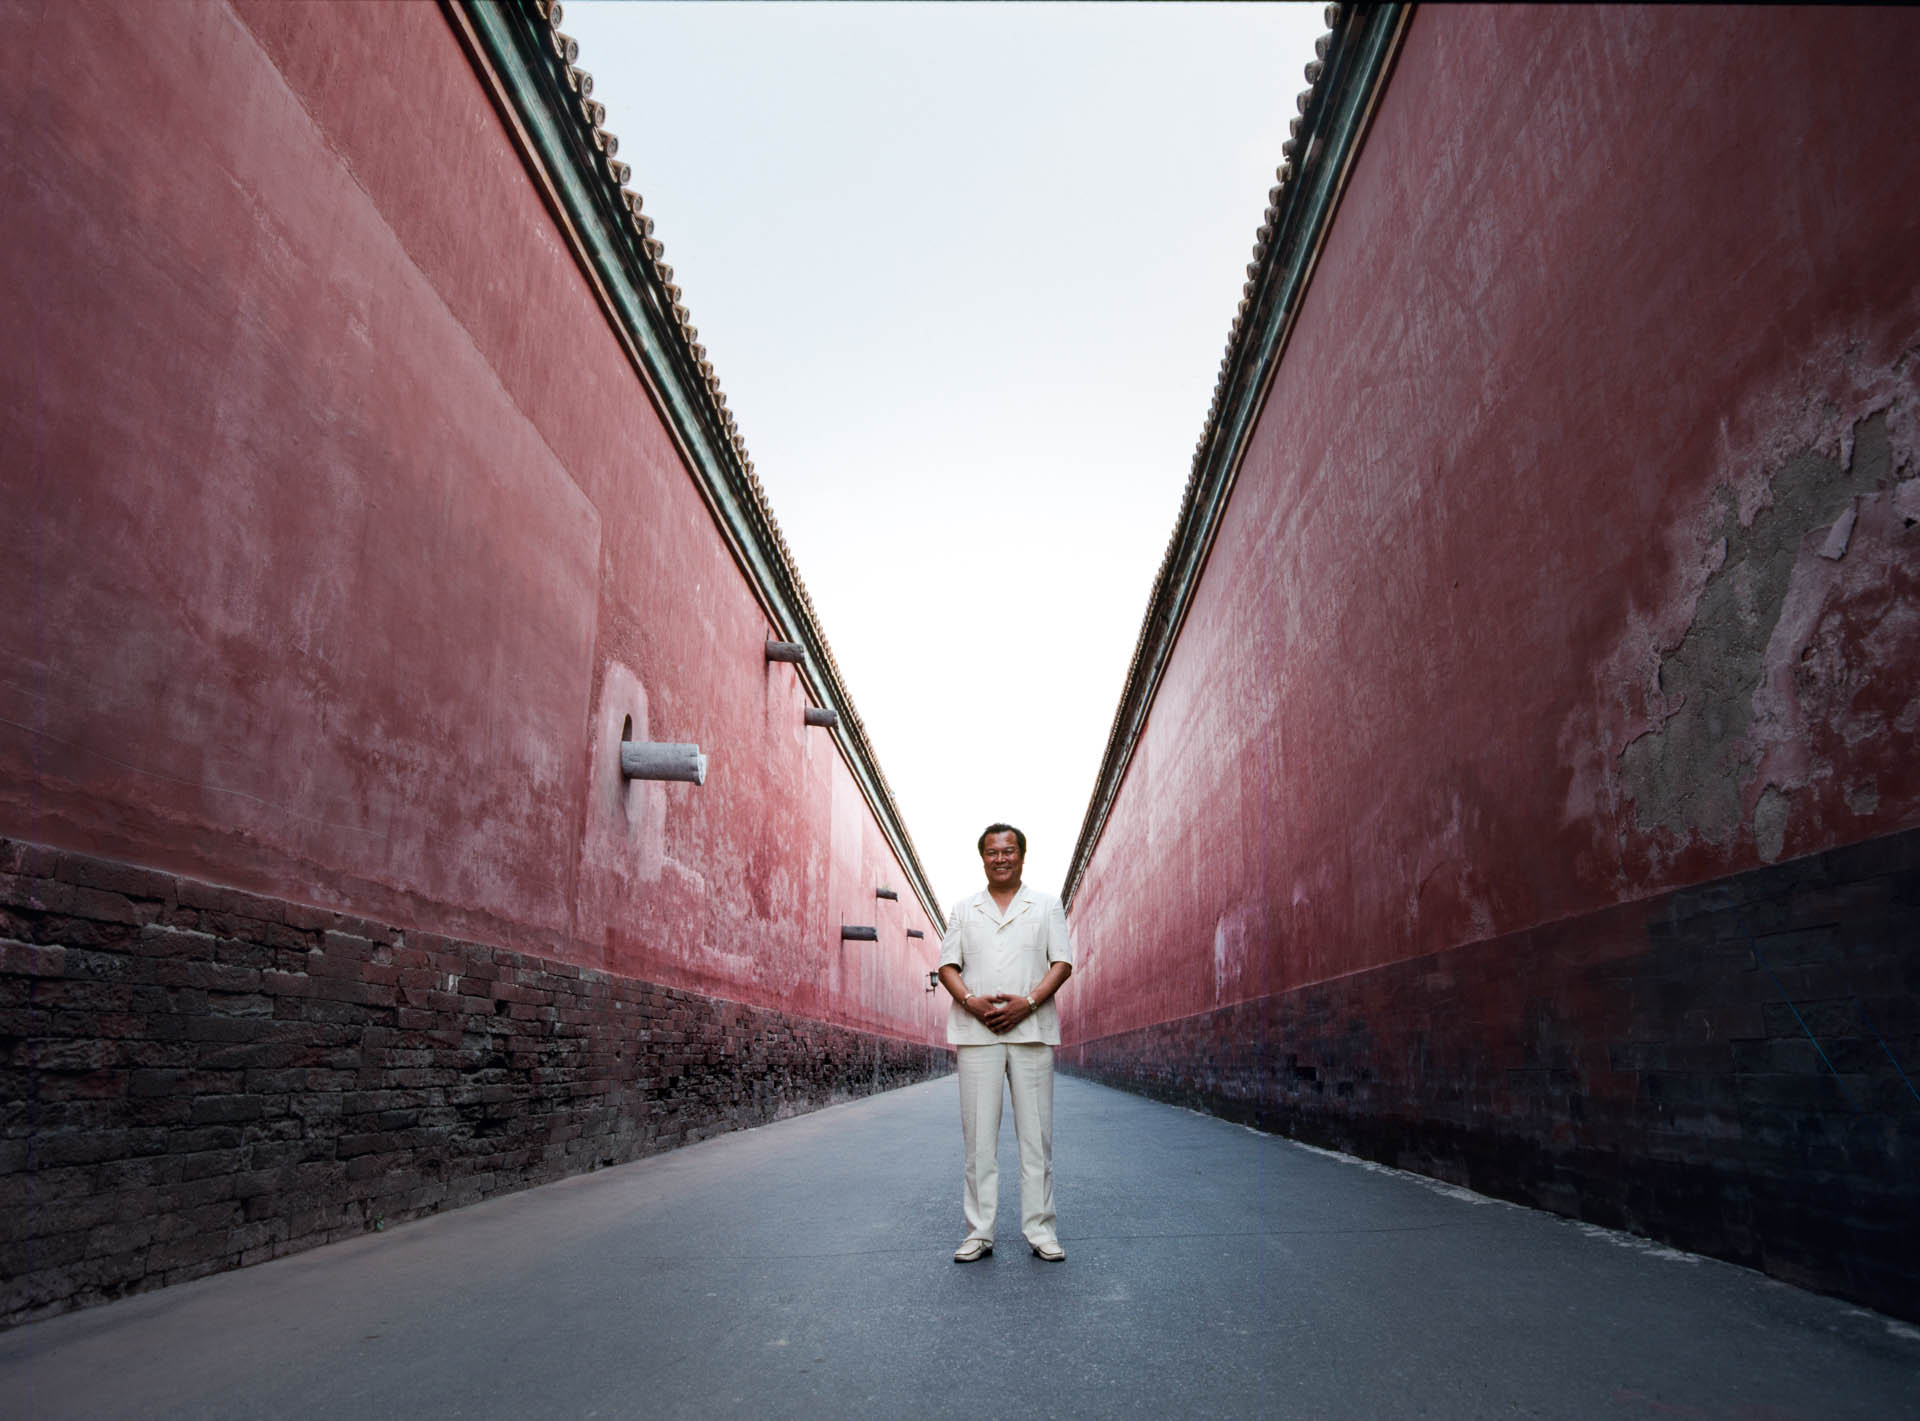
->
[981,831,1024,891]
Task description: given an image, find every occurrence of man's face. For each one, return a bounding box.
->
[981,831,1024,890]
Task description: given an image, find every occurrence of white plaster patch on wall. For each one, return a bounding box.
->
[1894,476,1920,526]
[569,660,671,962]
[1213,903,1252,1001]
[1752,784,1792,864]
[593,661,665,879]
[1818,499,1858,559]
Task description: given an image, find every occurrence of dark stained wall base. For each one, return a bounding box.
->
[1060,829,1920,1323]
[0,839,950,1327]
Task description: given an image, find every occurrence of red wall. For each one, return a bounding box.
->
[1,1,940,1043]
[1067,6,1920,1043]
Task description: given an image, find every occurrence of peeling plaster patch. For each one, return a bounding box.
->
[1818,501,1857,559]
[1753,785,1791,862]
[1213,905,1252,1001]
[1405,790,1499,949]
[1619,415,1895,845]
[1896,478,1920,527]
[1845,782,1881,815]
[1784,609,1857,735]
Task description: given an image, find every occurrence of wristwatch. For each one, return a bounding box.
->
[1026,994,1038,1009]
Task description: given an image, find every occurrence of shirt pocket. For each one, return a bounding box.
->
[1011,915,1051,976]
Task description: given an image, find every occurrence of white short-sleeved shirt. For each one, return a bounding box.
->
[938,882,1075,1046]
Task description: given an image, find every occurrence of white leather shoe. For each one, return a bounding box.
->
[1030,1240,1066,1262]
[953,1238,993,1263]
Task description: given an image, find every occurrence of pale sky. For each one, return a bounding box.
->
[563,1,1325,910]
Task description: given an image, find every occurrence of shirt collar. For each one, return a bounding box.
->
[974,882,1036,925]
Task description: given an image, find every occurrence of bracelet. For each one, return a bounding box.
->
[1026,994,1038,1010]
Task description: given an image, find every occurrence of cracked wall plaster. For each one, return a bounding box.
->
[1618,413,1900,847]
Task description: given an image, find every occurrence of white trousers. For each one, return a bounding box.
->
[957,1041,1057,1248]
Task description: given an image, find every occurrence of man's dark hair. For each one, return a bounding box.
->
[977,823,1026,856]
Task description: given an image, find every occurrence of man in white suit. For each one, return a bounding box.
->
[936,823,1074,1263]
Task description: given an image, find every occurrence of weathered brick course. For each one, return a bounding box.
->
[0,839,949,1327]
[1062,827,1920,1322]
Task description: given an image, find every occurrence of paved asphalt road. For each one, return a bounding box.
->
[2,1075,1915,1420]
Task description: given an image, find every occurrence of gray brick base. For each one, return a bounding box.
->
[0,839,949,1326]
[1061,828,1920,1322]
